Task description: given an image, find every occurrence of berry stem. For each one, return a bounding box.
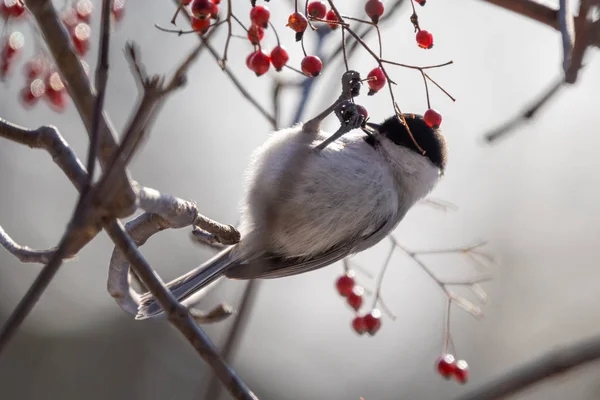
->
[340,14,383,59]
[421,70,431,109]
[171,4,183,25]
[231,14,248,32]
[268,20,280,47]
[300,34,307,57]
[220,0,233,69]
[424,72,456,102]
[284,63,308,76]
[341,27,349,71]
[304,0,317,31]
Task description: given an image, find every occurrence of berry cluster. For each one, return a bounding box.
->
[164,0,452,132]
[436,353,469,384]
[1,0,126,112]
[336,270,382,336]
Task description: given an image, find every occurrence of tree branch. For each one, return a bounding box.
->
[23,0,137,216]
[454,334,600,400]
[481,0,599,48]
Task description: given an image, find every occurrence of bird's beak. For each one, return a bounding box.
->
[366,122,381,132]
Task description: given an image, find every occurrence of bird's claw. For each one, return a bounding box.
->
[340,70,362,99]
[335,100,364,130]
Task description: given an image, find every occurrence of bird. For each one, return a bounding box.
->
[137,99,446,320]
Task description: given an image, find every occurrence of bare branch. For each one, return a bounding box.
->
[137,185,240,244]
[481,0,599,48]
[23,0,136,216]
[103,220,258,400]
[0,119,87,189]
[565,0,593,83]
[558,0,575,73]
[0,226,59,264]
[454,334,600,400]
[85,0,113,186]
[92,41,203,206]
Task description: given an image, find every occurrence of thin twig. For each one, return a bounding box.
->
[85,0,113,186]
[93,41,202,206]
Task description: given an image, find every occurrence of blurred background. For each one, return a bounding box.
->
[1,0,600,399]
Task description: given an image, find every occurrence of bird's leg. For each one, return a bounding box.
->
[315,101,365,150]
[302,70,362,135]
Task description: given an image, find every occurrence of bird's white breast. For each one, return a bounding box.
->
[239,126,400,258]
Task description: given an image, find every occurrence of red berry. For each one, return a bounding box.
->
[356,105,368,120]
[247,25,264,45]
[191,17,211,34]
[2,0,25,17]
[246,52,256,69]
[191,0,212,18]
[366,67,386,93]
[213,0,220,3]
[250,5,270,28]
[112,0,125,21]
[365,0,384,23]
[250,50,270,76]
[363,309,382,335]
[335,271,355,297]
[454,360,469,384]
[20,78,45,107]
[180,0,192,4]
[436,354,456,378]
[325,10,338,29]
[75,0,92,21]
[347,286,364,311]
[286,12,308,33]
[270,46,289,71]
[416,0,426,4]
[72,23,91,55]
[423,108,442,129]
[46,71,67,112]
[301,55,322,77]
[210,3,219,19]
[3,31,24,59]
[416,29,434,49]
[352,316,367,335]
[307,1,327,19]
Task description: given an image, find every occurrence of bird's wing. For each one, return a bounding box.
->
[225,216,399,280]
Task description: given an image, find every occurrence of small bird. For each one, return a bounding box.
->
[137,76,446,320]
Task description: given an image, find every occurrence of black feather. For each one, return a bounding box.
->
[373,114,447,170]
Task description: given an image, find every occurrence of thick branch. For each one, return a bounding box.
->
[481,0,600,48]
[103,220,257,400]
[454,334,600,400]
[23,0,136,216]
[0,118,253,399]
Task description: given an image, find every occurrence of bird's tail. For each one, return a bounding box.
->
[136,246,236,320]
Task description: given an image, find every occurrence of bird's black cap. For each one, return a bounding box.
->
[366,114,447,170]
